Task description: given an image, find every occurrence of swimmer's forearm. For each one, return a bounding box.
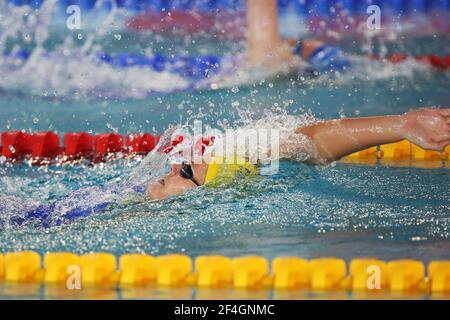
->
[298,108,450,163]
[296,115,405,163]
[247,0,283,67]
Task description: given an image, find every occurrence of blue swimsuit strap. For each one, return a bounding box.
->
[293,41,303,57]
[293,42,338,64]
[309,45,340,60]
[294,41,342,62]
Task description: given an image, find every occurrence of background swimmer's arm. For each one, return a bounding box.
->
[247,0,325,68]
[247,0,293,68]
[296,108,450,164]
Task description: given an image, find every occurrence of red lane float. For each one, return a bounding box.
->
[162,134,184,154]
[1,131,63,159]
[30,131,63,158]
[94,133,124,158]
[63,132,94,157]
[126,133,157,153]
[1,131,159,164]
[372,53,450,70]
[387,53,408,64]
[126,10,246,40]
[445,56,450,68]
[1,131,32,159]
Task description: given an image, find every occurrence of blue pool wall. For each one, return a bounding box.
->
[7,0,450,15]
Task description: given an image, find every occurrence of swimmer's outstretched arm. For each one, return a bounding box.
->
[296,108,450,164]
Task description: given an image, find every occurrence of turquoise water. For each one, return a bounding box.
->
[1,159,450,262]
[2,58,450,133]
[0,4,450,271]
[1,71,449,263]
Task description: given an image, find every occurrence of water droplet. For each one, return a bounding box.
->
[231,86,239,93]
[77,33,83,40]
[33,118,39,124]
[114,34,122,40]
[8,145,16,154]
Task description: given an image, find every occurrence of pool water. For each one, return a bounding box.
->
[1,4,450,270]
[1,159,450,262]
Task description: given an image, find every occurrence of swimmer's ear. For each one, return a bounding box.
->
[286,38,297,48]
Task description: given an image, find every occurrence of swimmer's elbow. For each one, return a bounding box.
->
[305,153,337,166]
[295,124,338,165]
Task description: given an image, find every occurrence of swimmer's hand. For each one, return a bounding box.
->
[401,108,450,151]
[296,107,450,164]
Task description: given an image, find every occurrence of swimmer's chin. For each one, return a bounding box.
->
[146,186,157,201]
[146,186,176,201]
[147,192,180,202]
[147,189,160,201]
[147,184,201,202]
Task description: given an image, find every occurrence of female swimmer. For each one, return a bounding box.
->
[148,108,450,200]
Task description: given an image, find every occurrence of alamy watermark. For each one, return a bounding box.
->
[169,120,280,176]
[66,264,81,290]
[366,265,382,290]
[66,5,81,30]
[366,5,381,30]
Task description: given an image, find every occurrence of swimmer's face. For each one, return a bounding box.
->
[147,162,209,200]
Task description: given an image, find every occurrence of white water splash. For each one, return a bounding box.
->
[135,112,320,174]
[0,1,191,98]
[0,49,190,98]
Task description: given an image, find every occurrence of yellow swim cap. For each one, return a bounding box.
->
[204,155,258,185]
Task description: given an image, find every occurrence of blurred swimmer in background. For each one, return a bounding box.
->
[246,0,350,74]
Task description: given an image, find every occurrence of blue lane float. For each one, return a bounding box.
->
[5,46,353,79]
[4,50,223,80]
[97,52,222,79]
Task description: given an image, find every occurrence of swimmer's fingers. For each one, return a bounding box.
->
[431,130,450,142]
[427,139,450,151]
[438,108,450,117]
[438,140,450,151]
[429,132,450,149]
[436,115,450,131]
[444,121,450,131]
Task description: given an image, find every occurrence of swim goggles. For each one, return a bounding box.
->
[180,162,201,186]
